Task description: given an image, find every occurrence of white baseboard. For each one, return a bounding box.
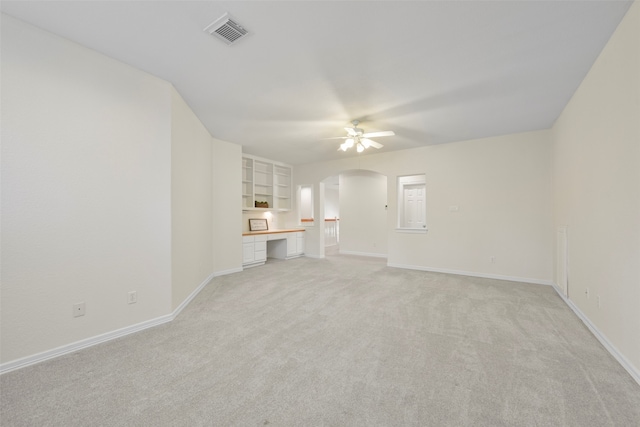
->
[213,266,243,277]
[0,270,227,375]
[0,313,174,375]
[340,250,388,259]
[387,262,552,286]
[550,283,640,386]
[172,272,215,318]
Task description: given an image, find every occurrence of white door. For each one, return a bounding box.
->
[403,184,425,229]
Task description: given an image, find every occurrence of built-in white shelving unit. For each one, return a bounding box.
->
[242,157,254,210]
[242,154,292,211]
[274,165,292,211]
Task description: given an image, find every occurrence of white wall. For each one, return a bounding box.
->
[170,88,213,310]
[294,130,553,283]
[339,171,387,256]
[552,0,639,377]
[213,138,242,274]
[324,187,340,219]
[1,15,173,363]
[0,15,244,367]
[242,211,283,232]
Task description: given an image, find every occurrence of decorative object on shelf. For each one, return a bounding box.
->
[255,201,269,208]
[325,120,395,153]
[249,218,269,231]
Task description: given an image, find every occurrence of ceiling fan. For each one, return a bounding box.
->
[327,120,395,153]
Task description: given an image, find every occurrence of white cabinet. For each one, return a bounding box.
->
[254,235,267,263]
[286,233,297,257]
[242,235,267,268]
[242,155,292,211]
[243,231,304,268]
[243,240,255,264]
[296,233,305,255]
[286,231,305,259]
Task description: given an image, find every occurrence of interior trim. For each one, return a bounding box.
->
[0,267,241,375]
[550,283,640,386]
[387,262,553,286]
[340,250,388,259]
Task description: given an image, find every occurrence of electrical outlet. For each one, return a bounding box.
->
[597,295,601,308]
[490,256,496,263]
[128,291,137,304]
[585,288,590,299]
[73,302,85,318]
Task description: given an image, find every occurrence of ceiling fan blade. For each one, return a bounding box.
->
[322,136,349,140]
[362,130,395,138]
[345,127,358,136]
[362,138,383,149]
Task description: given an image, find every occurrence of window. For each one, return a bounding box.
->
[397,174,426,231]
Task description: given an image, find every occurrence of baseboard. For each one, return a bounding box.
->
[213,266,243,277]
[340,250,388,259]
[550,283,640,386]
[0,313,174,375]
[172,272,215,318]
[387,262,552,286]
[1,271,224,375]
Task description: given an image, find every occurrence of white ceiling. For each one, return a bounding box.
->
[1,1,632,165]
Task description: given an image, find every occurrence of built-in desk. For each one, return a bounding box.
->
[242,229,305,268]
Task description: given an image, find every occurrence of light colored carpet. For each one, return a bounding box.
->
[2,253,639,426]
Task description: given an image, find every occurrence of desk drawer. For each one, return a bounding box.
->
[255,249,266,262]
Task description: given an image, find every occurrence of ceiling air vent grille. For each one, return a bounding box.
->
[204,13,249,46]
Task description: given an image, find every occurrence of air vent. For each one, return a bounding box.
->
[204,13,249,46]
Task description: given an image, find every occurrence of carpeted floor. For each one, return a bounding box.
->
[2,253,639,426]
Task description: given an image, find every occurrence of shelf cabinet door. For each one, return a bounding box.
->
[296,233,305,254]
[286,233,297,257]
[243,242,255,264]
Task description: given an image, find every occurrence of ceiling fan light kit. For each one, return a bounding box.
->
[334,120,395,153]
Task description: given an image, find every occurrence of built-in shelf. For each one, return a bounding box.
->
[242,155,292,211]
